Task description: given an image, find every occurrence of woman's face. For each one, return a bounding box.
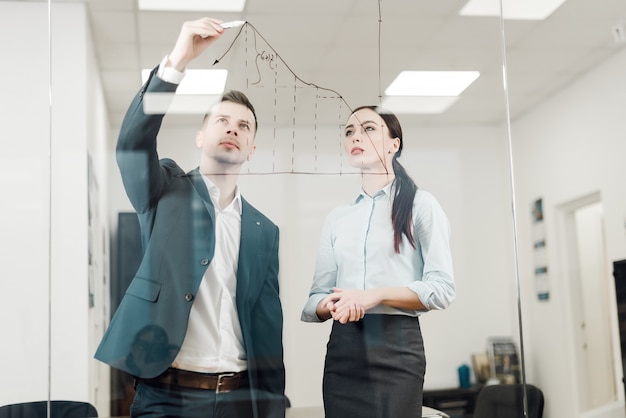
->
[343,108,400,172]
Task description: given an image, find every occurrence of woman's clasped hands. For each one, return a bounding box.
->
[320,287,380,324]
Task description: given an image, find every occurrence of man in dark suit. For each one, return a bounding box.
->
[95,17,285,418]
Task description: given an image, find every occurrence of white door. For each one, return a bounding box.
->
[565,199,617,412]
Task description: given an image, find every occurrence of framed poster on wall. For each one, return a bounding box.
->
[531,197,549,301]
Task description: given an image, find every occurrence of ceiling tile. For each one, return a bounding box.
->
[80,0,626,131]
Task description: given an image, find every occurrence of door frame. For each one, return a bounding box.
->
[556,191,619,414]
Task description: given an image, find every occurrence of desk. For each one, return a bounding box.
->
[99,409,450,418]
[423,385,483,418]
[283,405,453,417]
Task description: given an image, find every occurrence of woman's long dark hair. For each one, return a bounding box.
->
[351,106,418,253]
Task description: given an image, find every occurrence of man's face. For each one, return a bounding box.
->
[195,100,257,169]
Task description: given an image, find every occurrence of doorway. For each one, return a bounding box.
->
[559,193,617,413]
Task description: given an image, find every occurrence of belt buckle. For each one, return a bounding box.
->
[216,372,236,393]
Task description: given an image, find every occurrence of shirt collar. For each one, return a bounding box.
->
[201,174,242,214]
[353,181,394,204]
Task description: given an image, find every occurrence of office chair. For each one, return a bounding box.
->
[0,400,98,418]
[473,384,544,418]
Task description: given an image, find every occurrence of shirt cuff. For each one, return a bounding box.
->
[301,294,327,322]
[156,55,185,85]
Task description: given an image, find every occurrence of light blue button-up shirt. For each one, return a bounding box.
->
[301,183,455,322]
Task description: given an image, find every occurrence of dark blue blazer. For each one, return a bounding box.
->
[95,69,285,417]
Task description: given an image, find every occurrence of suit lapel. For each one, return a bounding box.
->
[188,168,216,223]
[187,168,217,283]
[187,175,266,311]
[237,198,265,310]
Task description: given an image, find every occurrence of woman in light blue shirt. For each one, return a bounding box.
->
[301,106,455,418]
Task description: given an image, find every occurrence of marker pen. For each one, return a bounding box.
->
[221,20,246,29]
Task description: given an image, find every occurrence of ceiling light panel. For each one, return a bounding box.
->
[138,0,246,12]
[141,69,228,95]
[385,71,480,97]
[459,0,568,20]
[381,96,461,114]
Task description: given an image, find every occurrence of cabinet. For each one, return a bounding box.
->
[423,385,483,418]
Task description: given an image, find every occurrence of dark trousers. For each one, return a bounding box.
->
[323,314,426,418]
[130,380,254,418]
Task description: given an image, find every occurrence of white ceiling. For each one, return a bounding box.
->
[10,0,626,130]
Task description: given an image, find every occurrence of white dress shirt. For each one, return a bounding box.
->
[172,176,247,373]
[301,184,455,322]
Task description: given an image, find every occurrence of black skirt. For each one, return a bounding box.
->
[323,314,426,418]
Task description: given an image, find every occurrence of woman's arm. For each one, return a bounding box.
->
[325,287,425,324]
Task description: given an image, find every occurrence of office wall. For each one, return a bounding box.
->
[512,48,626,418]
[0,2,110,414]
[0,2,51,404]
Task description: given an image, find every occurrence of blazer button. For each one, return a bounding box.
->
[200,258,209,266]
[185,293,194,302]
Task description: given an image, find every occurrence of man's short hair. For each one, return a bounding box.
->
[203,90,258,133]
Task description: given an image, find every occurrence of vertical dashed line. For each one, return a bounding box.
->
[273,65,277,173]
[291,78,297,172]
[339,99,344,175]
[314,90,319,173]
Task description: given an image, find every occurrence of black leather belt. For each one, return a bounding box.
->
[138,368,248,393]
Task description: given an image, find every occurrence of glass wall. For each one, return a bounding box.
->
[1,1,625,417]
